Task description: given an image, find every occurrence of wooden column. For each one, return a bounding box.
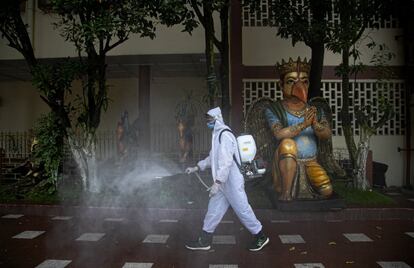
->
[230,0,243,132]
[139,65,151,152]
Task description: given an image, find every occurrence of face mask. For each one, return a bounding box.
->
[207,121,215,129]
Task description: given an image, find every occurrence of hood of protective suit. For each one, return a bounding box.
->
[206,107,228,134]
[206,107,223,123]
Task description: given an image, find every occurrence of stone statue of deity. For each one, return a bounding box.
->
[245,57,339,202]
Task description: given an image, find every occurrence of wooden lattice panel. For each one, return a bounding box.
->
[243,79,406,136]
[242,0,400,28]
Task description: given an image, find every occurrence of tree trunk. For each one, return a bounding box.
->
[204,5,217,108]
[307,0,328,99]
[68,133,100,193]
[94,54,107,129]
[220,1,230,123]
[308,42,324,99]
[354,129,371,190]
[68,136,87,190]
[86,140,99,193]
[340,47,357,169]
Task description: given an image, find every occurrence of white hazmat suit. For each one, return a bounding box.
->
[197,107,262,235]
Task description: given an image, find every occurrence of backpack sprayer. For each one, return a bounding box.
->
[190,131,267,190]
[219,130,266,181]
[234,134,266,181]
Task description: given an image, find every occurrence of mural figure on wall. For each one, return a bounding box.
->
[246,57,336,201]
[175,90,202,164]
[116,110,140,163]
[177,119,193,163]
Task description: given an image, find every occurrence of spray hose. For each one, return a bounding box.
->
[192,171,211,191]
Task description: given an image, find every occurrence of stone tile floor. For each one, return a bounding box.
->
[1,187,414,267]
[1,207,414,268]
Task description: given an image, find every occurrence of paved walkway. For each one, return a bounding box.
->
[1,198,414,268]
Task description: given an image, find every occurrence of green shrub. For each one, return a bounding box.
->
[32,113,66,193]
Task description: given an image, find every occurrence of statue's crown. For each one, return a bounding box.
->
[276,57,311,80]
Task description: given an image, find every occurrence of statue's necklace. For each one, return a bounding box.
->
[283,102,308,117]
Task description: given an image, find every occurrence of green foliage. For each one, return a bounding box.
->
[355,42,395,133]
[369,42,396,82]
[49,0,197,134]
[190,0,229,13]
[326,0,386,54]
[0,0,21,43]
[188,0,231,110]
[0,0,37,65]
[25,191,60,204]
[32,113,66,192]
[51,0,154,52]
[244,0,332,46]
[32,61,82,98]
[156,0,198,33]
[51,0,196,54]
[32,61,83,123]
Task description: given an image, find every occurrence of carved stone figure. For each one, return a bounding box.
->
[245,57,342,201]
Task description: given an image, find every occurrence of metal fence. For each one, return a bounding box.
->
[0,125,211,162]
[1,128,356,163]
[150,124,211,155]
[0,131,32,159]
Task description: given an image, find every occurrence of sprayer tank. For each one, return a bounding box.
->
[236,135,256,163]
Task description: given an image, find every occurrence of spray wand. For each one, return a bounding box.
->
[192,171,211,191]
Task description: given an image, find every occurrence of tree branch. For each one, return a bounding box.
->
[104,36,111,52]
[352,25,366,45]
[374,108,393,129]
[104,36,128,53]
[2,30,23,54]
[213,35,222,52]
[190,0,207,30]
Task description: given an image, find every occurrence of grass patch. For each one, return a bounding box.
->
[333,181,396,206]
[1,176,398,208]
[25,190,60,204]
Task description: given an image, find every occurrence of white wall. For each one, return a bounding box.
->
[150,76,208,127]
[0,3,223,60]
[0,76,208,130]
[242,27,405,66]
[0,81,49,131]
[243,27,310,66]
[99,78,139,130]
[0,78,139,131]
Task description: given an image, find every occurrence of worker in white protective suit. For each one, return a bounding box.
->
[185,107,269,251]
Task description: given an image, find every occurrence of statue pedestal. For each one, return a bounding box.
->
[276,197,346,212]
